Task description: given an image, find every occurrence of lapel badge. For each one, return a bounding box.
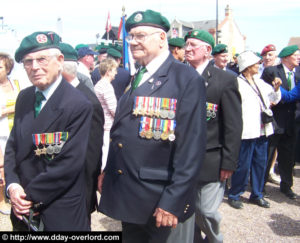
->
[155,80,162,86]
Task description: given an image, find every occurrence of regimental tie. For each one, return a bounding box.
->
[34,91,45,117]
[132,67,147,91]
[287,71,293,90]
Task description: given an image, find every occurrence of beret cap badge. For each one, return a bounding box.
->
[134,13,143,23]
[36,34,48,44]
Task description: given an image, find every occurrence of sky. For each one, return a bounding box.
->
[1,0,300,57]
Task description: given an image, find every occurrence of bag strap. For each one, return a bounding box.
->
[241,75,268,109]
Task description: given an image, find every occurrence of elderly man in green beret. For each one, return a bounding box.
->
[168,37,185,62]
[184,29,242,243]
[261,45,300,200]
[212,44,237,76]
[98,10,207,243]
[4,31,93,231]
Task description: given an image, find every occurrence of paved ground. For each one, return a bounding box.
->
[1,165,300,242]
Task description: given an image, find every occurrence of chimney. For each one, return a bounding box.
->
[225,5,233,19]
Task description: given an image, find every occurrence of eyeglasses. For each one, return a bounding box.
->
[125,32,161,43]
[183,42,208,50]
[22,55,56,68]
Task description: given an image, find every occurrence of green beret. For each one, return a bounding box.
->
[75,44,89,51]
[168,38,185,48]
[125,9,170,32]
[212,44,228,55]
[184,30,215,48]
[59,43,78,61]
[107,48,122,58]
[278,45,299,58]
[15,31,61,63]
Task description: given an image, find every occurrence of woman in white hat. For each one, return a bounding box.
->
[228,51,281,209]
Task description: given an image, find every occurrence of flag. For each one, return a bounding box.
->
[117,17,123,40]
[105,12,112,33]
[121,15,129,71]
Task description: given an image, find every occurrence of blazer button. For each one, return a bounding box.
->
[110,138,112,142]
[117,169,123,175]
[118,143,123,148]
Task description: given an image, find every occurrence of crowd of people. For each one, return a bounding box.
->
[0,8,299,243]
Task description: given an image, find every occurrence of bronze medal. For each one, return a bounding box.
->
[161,132,169,140]
[34,147,41,157]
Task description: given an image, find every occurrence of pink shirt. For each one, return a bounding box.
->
[95,78,117,131]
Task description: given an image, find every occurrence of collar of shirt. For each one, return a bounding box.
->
[36,75,62,109]
[70,77,80,88]
[139,50,170,86]
[196,59,210,75]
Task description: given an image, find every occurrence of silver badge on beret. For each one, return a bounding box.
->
[134,13,143,22]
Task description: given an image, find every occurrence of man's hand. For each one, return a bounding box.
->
[153,208,178,229]
[272,77,282,92]
[97,172,105,194]
[9,186,33,220]
[220,169,234,182]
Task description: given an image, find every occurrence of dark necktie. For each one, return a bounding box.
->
[34,91,45,117]
[132,67,147,91]
[287,71,293,90]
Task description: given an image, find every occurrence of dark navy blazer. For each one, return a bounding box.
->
[4,79,93,231]
[99,54,207,224]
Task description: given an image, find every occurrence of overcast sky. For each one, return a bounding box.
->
[1,0,300,56]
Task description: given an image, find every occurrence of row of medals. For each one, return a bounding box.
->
[133,96,177,120]
[34,142,65,157]
[206,102,218,120]
[139,117,176,142]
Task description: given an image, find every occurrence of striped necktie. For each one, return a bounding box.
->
[34,91,45,117]
[132,67,147,91]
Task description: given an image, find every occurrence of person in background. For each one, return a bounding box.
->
[77,46,97,87]
[94,58,118,171]
[212,44,238,77]
[258,44,281,186]
[59,42,104,224]
[228,51,281,210]
[98,10,206,243]
[168,37,185,63]
[184,30,242,243]
[261,45,300,200]
[0,52,20,215]
[5,31,92,231]
[227,53,239,75]
[258,44,278,77]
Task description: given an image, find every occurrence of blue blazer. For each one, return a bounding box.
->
[4,79,93,231]
[99,54,207,224]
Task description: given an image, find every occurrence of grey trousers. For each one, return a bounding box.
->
[194,181,225,243]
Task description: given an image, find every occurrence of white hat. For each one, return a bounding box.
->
[237,51,261,72]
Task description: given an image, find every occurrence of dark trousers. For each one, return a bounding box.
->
[264,133,296,190]
[122,218,172,243]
